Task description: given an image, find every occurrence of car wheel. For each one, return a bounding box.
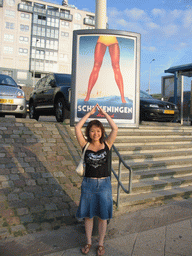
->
[29,103,39,121]
[55,97,65,122]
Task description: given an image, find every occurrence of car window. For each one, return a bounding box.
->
[38,76,47,89]
[45,75,55,88]
[54,74,71,86]
[140,90,153,99]
[0,75,17,87]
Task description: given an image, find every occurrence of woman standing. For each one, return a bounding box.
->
[75,104,118,256]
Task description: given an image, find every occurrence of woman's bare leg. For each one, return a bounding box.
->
[98,218,107,246]
[85,217,93,244]
[84,42,107,101]
[109,43,126,103]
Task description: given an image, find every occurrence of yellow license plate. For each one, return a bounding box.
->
[0,99,14,104]
[164,110,174,114]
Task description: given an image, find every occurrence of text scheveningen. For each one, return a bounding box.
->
[78,105,133,114]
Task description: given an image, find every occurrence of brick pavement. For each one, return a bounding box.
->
[0,118,82,239]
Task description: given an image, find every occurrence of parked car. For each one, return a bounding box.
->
[140,90,179,122]
[29,73,71,122]
[0,74,27,118]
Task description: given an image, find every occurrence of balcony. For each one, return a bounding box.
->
[18,3,33,13]
[33,7,46,15]
[84,17,95,26]
[60,12,73,21]
[47,9,60,17]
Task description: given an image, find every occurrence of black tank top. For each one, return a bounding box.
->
[84,142,110,178]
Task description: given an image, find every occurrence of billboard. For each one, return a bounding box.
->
[70,29,140,127]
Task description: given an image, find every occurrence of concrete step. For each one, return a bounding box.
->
[111,129,192,136]
[114,184,192,207]
[115,135,192,143]
[112,148,192,161]
[112,155,192,171]
[111,164,192,181]
[112,174,192,194]
[114,141,192,151]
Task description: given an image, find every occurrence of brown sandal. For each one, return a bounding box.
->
[81,244,92,254]
[97,245,105,256]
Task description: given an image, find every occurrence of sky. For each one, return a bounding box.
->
[49,0,192,94]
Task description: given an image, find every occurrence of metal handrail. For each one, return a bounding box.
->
[111,143,132,209]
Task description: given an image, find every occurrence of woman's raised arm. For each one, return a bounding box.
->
[75,105,97,149]
[97,104,118,149]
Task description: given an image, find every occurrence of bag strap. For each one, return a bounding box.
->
[81,142,90,159]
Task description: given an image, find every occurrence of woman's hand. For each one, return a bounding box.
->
[89,104,98,115]
[96,104,106,116]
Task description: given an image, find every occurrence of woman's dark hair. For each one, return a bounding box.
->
[85,120,105,143]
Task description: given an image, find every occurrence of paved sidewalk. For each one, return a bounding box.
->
[0,198,192,256]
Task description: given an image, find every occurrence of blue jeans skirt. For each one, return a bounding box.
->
[76,176,113,220]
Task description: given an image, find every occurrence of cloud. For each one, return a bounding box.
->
[143,46,157,52]
[151,8,166,17]
[162,24,179,37]
[170,9,183,19]
[182,9,192,28]
[116,19,128,27]
[108,7,122,17]
[146,22,160,29]
[124,8,149,21]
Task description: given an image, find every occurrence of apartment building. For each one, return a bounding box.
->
[0,0,95,86]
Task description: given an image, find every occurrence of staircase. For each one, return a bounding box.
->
[110,122,192,207]
[67,122,192,208]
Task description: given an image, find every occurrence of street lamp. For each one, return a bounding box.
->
[148,59,155,95]
[33,39,39,87]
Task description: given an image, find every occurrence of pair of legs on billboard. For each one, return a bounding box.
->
[84,36,126,103]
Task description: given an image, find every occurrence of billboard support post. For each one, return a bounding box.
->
[95,0,107,29]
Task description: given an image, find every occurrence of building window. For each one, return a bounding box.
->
[33,14,46,25]
[31,49,45,59]
[46,28,59,39]
[5,22,15,30]
[19,36,29,43]
[4,34,14,42]
[20,13,30,20]
[47,17,59,28]
[73,24,81,30]
[2,70,13,76]
[45,51,58,61]
[61,20,69,28]
[4,46,13,54]
[5,10,15,17]
[32,37,45,48]
[46,39,58,50]
[20,24,29,32]
[33,25,46,37]
[19,48,28,55]
[61,32,69,37]
[75,13,82,21]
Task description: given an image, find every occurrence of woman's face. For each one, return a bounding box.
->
[89,125,102,142]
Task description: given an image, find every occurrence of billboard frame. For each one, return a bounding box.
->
[70,29,141,128]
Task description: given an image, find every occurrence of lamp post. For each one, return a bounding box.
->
[33,39,39,87]
[148,59,155,95]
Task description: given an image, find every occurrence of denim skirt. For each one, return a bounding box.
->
[76,176,113,220]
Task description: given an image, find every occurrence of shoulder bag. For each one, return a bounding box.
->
[76,142,90,176]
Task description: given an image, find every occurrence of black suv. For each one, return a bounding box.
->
[29,73,71,122]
